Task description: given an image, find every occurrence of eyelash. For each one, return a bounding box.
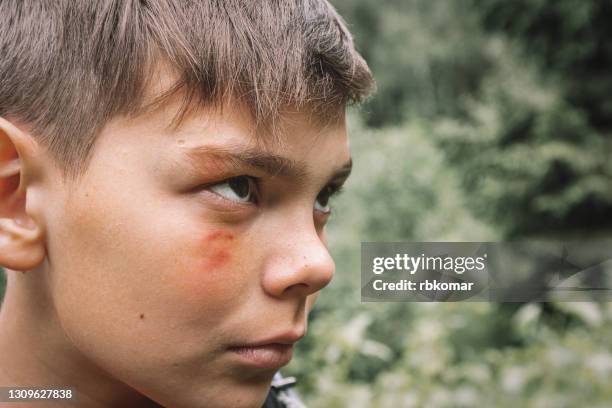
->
[315,184,344,214]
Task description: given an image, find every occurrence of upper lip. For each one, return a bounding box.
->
[230,328,306,348]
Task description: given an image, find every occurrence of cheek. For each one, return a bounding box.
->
[201,230,234,270]
[177,229,251,301]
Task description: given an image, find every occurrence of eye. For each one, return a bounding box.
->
[314,185,342,214]
[209,176,258,204]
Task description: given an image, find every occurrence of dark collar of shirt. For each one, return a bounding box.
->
[261,372,306,408]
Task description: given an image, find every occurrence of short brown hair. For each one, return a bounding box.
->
[0,0,374,178]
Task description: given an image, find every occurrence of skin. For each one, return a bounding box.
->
[0,95,352,407]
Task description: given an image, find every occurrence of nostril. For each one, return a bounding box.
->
[283,283,310,297]
[261,228,336,298]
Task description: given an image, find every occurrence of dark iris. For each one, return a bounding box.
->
[228,176,252,199]
[317,186,333,207]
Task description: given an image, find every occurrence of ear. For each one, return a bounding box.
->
[0,117,45,272]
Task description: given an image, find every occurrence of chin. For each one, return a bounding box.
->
[147,378,272,408]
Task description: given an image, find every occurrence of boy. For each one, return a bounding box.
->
[0,0,373,407]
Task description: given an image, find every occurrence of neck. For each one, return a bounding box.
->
[0,268,161,408]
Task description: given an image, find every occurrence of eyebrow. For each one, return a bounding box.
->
[183,144,352,183]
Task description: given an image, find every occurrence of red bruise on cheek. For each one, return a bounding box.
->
[176,229,243,317]
[205,230,235,242]
[200,230,235,270]
[206,249,231,269]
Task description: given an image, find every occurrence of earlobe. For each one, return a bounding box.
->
[0,117,45,272]
[0,218,45,271]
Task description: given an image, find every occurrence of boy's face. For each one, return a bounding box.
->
[40,101,349,407]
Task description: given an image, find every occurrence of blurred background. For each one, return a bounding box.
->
[2,0,612,406]
[285,0,612,407]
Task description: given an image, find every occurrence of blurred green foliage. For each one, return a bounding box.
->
[287,0,612,406]
[334,0,490,127]
[335,0,612,237]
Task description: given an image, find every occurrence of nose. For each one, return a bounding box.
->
[261,225,335,299]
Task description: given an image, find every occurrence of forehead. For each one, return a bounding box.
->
[128,91,351,164]
[179,107,347,154]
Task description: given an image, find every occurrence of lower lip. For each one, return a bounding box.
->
[228,343,294,369]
